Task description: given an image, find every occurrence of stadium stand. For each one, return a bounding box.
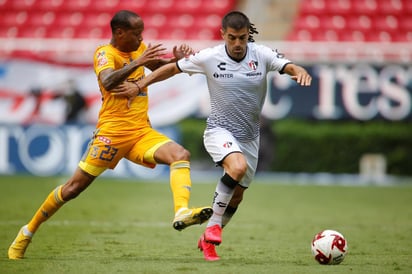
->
[287,0,412,42]
[0,0,410,64]
[0,0,236,40]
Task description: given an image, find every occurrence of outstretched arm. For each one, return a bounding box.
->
[145,44,194,71]
[112,62,182,107]
[283,63,312,86]
[139,62,181,89]
[99,43,166,91]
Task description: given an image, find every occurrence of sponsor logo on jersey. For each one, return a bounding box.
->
[246,71,262,77]
[213,72,233,78]
[217,62,226,71]
[98,136,111,144]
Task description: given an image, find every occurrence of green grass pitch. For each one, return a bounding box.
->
[0,175,411,274]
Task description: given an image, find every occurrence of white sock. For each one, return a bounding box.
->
[207,181,235,228]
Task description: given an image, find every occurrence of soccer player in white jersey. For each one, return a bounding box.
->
[116,11,312,261]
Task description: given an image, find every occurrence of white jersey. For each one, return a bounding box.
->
[177,43,291,141]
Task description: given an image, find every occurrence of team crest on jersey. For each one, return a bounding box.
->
[96,50,108,67]
[223,141,232,148]
[248,60,258,71]
[90,146,99,158]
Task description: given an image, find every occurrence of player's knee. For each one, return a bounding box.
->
[228,162,247,179]
[173,146,191,162]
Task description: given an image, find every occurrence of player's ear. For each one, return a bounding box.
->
[114,28,123,36]
[220,28,225,39]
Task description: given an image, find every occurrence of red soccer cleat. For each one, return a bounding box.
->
[204,224,222,245]
[198,234,220,261]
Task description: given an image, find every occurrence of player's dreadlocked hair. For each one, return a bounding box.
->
[221,11,259,42]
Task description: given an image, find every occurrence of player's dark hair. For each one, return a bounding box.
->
[110,10,140,33]
[221,11,259,42]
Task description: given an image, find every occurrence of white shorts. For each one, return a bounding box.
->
[203,127,259,188]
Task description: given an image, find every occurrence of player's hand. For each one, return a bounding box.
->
[134,43,167,67]
[173,44,194,60]
[290,68,312,86]
[111,81,141,108]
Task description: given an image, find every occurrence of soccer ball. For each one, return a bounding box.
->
[311,229,348,265]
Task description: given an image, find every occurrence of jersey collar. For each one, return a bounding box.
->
[225,45,248,63]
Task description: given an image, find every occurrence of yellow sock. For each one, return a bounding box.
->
[170,161,191,213]
[27,185,66,234]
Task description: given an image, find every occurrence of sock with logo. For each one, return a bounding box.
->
[26,185,66,234]
[170,161,192,213]
[207,173,238,228]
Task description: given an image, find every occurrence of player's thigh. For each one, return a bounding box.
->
[152,141,189,165]
[203,127,242,163]
[125,128,172,167]
[80,133,133,175]
[238,139,259,188]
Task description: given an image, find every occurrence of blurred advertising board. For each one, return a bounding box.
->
[0,60,411,124]
[0,124,175,177]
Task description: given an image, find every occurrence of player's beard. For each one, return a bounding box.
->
[230,46,246,60]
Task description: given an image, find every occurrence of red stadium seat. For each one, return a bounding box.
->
[173,0,203,14]
[293,15,321,31]
[75,27,110,39]
[200,0,236,15]
[286,29,313,41]
[338,30,366,41]
[346,15,373,32]
[46,26,75,39]
[391,31,412,42]
[352,0,379,15]
[115,0,148,13]
[1,0,235,41]
[0,27,19,38]
[298,0,327,15]
[10,0,37,11]
[81,12,112,29]
[365,31,393,42]
[91,0,120,12]
[288,0,412,42]
[145,0,175,14]
[143,14,168,29]
[311,30,339,41]
[318,15,347,31]
[399,15,412,32]
[377,0,403,15]
[26,12,56,27]
[18,26,47,38]
[405,0,412,14]
[53,12,84,28]
[58,0,92,12]
[2,11,28,27]
[35,0,64,11]
[324,0,352,15]
[373,15,399,32]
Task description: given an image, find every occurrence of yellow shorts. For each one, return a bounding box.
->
[79,126,171,176]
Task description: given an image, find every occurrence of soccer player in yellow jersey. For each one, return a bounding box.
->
[8,10,212,260]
